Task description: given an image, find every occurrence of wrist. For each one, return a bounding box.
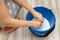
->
[29,9,36,14]
[26,21,32,27]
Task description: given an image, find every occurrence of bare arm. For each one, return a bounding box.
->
[0,0,40,28]
[13,0,36,15]
[0,0,32,27]
[13,0,44,22]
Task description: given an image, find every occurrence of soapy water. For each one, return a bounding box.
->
[32,18,50,31]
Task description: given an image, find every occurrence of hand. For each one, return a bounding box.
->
[30,21,41,28]
[33,12,44,23]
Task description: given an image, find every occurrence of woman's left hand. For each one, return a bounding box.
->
[33,12,44,23]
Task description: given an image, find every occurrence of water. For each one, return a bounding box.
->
[32,18,50,31]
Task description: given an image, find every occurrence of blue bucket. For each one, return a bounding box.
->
[26,7,56,37]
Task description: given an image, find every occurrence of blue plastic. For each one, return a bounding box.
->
[26,7,56,37]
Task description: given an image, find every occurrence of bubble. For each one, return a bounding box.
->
[32,18,50,31]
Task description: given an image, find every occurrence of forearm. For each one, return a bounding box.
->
[14,0,36,14]
[2,18,32,27]
[0,0,31,28]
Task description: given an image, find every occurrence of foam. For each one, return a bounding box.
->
[32,18,50,31]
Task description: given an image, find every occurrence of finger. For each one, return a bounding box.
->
[35,26,39,29]
[39,18,44,23]
[36,19,43,23]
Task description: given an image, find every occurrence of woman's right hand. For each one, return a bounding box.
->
[29,21,42,28]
